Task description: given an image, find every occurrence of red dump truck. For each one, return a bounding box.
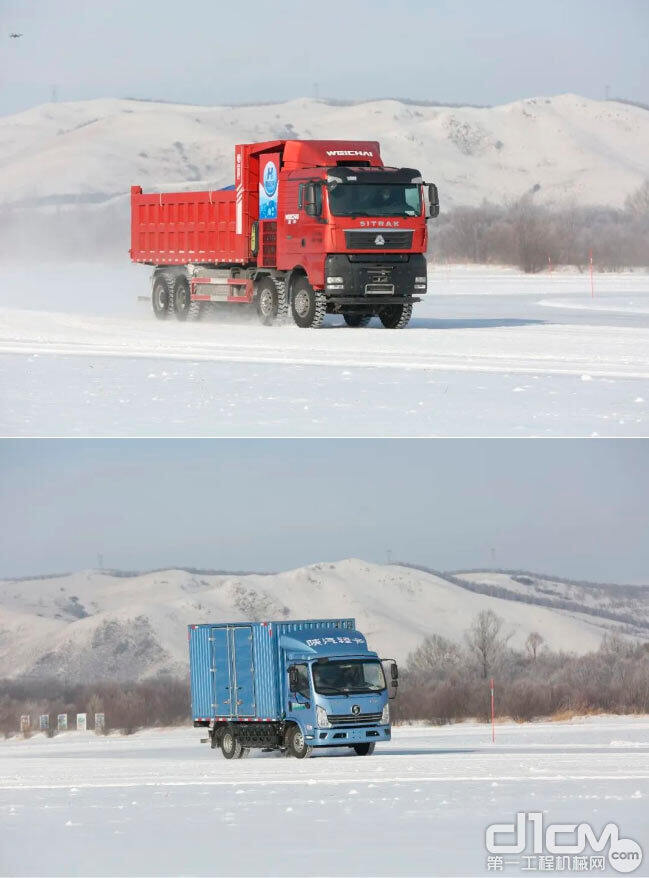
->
[130,139,438,328]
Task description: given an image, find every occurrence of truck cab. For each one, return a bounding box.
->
[277,160,434,328]
[283,627,397,757]
[188,618,398,759]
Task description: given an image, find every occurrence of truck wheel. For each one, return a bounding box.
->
[220,727,243,759]
[343,313,372,328]
[256,277,288,326]
[287,725,313,759]
[173,276,202,321]
[291,278,326,329]
[379,301,413,329]
[152,275,172,320]
[352,742,376,756]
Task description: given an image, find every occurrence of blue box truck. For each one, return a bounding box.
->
[188,618,398,759]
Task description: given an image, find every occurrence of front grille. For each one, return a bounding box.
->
[328,712,382,726]
[345,230,413,250]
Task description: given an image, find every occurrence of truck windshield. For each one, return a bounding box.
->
[327,184,421,218]
[312,660,386,695]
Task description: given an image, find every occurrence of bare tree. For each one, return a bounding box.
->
[405,634,463,679]
[525,631,544,662]
[625,179,649,218]
[465,610,511,679]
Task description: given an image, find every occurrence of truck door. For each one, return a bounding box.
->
[231,626,256,717]
[210,627,232,716]
[299,182,325,286]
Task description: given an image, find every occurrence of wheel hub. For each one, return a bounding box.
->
[294,290,310,318]
[259,289,273,316]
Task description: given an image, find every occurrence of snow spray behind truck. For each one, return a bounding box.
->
[131,140,439,328]
[188,619,398,758]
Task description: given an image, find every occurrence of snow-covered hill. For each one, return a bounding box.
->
[1,560,647,683]
[0,94,648,213]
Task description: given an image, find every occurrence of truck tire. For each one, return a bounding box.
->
[173,276,202,322]
[291,277,326,329]
[220,727,244,759]
[343,313,372,328]
[379,301,413,329]
[256,277,288,326]
[286,725,313,759]
[152,274,172,320]
[352,742,376,756]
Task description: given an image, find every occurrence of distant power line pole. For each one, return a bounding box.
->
[97,553,103,570]
[490,547,496,567]
[314,82,319,100]
[605,84,610,101]
[51,85,58,103]
[386,548,392,564]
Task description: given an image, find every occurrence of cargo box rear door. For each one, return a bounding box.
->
[232,626,256,717]
[210,627,232,716]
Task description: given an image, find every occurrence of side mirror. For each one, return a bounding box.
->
[382,659,399,700]
[304,183,321,217]
[288,666,298,693]
[426,183,439,219]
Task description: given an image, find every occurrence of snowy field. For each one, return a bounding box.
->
[0,264,648,436]
[1,717,648,877]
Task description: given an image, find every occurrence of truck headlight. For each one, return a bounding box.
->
[381,703,390,724]
[326,276,343,283]
[415,276,427,283]
[316,706,331,728]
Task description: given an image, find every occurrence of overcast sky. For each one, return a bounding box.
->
[1,0,647,116]
[0,439,647,583]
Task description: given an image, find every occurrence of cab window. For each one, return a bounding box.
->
[293,663,311,698]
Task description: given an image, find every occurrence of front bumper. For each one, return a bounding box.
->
[307,725,391,746]
[324,253,427,304]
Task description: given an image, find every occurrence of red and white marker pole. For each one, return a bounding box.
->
[490,677,495,743]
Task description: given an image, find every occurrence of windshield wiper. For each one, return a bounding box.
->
[316,685,349,696]
[345,687,383,694]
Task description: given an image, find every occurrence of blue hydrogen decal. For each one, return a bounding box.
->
[259,158,279,220]
[263,162,278,197]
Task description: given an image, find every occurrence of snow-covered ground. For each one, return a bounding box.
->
[0,264,648,437]
[1,717,648,877]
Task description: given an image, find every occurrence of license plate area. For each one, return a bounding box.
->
[365,283,394,295]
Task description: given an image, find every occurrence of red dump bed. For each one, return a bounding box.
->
[130,186,245,266]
